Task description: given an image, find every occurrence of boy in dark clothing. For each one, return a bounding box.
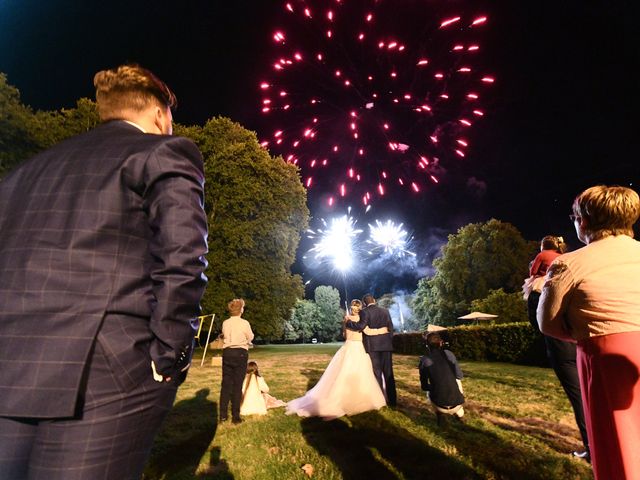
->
[419,333,465,424]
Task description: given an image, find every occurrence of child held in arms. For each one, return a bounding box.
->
[522,235,567,302]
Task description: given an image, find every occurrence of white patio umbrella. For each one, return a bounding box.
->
[458,312,498,326]
[426,324,448,332]
[457,311,498,321]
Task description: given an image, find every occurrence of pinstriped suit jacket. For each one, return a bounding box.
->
[0,121,208,418]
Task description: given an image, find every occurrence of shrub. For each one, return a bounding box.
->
[393,322,547,366]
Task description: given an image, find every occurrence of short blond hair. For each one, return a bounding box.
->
[228,298,245,316]
[573,185,640,240]
[93,64,177,121]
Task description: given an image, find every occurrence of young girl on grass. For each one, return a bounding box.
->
[240,361,286,416]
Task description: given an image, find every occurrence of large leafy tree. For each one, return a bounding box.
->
[0,73,40,176]
[175,118,309,340]
[313,285,344,342]
[31,98,100,148]
[285,299,318,343]
[1,73,99,177]
[285,286,344,343]
[413,219,536,326]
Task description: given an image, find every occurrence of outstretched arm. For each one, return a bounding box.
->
[363,326,388,336]
[345,313,368,331]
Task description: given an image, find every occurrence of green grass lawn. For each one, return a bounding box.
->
[143,344,593,480]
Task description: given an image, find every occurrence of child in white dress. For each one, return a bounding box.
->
[240,361,285,416]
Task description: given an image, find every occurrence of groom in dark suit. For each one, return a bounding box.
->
[345,294,397,406]
[0,65,208,479]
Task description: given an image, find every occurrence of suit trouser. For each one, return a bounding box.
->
[219,348,248,420]
[528,291,588,451]
[0,338,178,480]
[369,351,397,406]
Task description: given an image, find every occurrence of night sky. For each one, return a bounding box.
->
[1,0,639,296]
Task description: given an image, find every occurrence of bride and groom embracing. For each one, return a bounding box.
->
[286,294,397,419]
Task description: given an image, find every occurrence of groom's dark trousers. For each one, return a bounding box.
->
[346,304,397,406]
[0,121,209,479]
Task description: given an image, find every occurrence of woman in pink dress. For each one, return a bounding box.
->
[538,185,640,480]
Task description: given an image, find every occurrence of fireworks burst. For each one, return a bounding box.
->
[258,0,495,207]
[367,219,416,257]
[306,214,362,272]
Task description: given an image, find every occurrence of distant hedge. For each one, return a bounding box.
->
[393,322,548,366]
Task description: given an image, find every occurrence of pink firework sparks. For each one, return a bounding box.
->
[257,0,495,207]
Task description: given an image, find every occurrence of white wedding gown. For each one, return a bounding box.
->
[286,327,386,419]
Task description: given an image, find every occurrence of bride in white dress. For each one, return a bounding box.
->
[286,299,387,419]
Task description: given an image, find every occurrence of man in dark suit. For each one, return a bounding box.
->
[0,64,208,479]
[345,294,397,406]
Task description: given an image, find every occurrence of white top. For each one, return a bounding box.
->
[221,316,254,349]
[240,374,269,415]
[538,235,640,342]
[345,327,363,342]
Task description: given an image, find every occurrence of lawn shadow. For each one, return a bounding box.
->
[301,411,480,480]
[143,388,230,479]
[196,446,234,480]
[393,395,590,479]
[464,369,543,389]
[469,402,583,453]
[399,364,586,456]
[437,419,591,480]
[301,367,324,391]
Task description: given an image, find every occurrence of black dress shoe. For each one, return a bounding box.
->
[219,416,228,423]
[572,450,591,463]
[232,417,243,424]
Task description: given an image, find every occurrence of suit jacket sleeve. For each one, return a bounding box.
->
[537,260,575,342]
[345,309,369,331]
[143,137,209,377]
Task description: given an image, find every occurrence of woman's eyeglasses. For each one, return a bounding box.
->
[569,214,580,222]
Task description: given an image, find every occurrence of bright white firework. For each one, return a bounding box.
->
[367,220,416,257]
[307,215,362,272]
